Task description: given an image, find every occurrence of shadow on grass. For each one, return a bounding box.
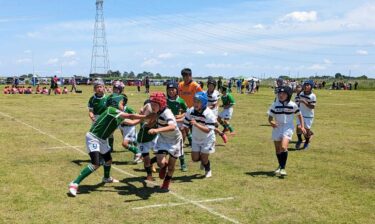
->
[259,124,271,127]
[172,174,205,183]
[112,160,137,165]
[246,171,286,179]
[115,176,164,202]
[67,182,107,197]
[246,171,275,177]
[71,159,91,166]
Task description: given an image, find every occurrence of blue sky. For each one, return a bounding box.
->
[1,0,375,78]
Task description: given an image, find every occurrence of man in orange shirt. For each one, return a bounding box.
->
[178,68,203,145]
[178,68,203,108]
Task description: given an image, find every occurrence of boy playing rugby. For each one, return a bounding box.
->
[184,92,217,178]
[139,92,184,191]
[137,101,158,181]
[118,98,142,163]
[295,80,317,150]
[218,85,235,135]
[206,78,228,143]
[268,86,306,176]
[166,81,188,172]
[88,80,107,122]
[68,106,132,197]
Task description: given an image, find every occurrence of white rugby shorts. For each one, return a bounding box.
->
[219,107,233,120]
[85,132,111,154]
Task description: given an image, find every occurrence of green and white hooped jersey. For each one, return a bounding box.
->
[90,106,124,140]
[88,94,107,115]
[221,93,235,107]
[167,96,188,116]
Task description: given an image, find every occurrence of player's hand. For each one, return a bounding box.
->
[190,119,197,126]
[270,121,278,128]
[300,99,308,105]
[148,129,158,135]
[300,127,307,135]
[90,116,96,122]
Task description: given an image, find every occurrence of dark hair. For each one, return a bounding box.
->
[181,68,192,76]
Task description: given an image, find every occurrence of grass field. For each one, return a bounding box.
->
[0,85,374,224]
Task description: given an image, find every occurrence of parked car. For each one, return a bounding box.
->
[6,77,14,84]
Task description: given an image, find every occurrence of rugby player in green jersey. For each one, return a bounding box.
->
[88,79,117,153]
[218,85,235,135]
[68,106,132,197]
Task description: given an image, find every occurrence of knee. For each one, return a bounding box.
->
[157,161,165,168]
[191,156,200,162]
[122,142,128,148]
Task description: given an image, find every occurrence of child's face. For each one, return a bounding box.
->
[95,85,104,95]
[208,84,215,92]
[150,102,160,113]
[167,88,177,98]
[193,98,203,111]
[278,92,288,101]
[304,84,312,92]
[296,86,302,93]
[182,74,192,83]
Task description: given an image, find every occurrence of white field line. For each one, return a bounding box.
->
[132,197,234,210]
[0,111,240,224]
[42,146,83,150]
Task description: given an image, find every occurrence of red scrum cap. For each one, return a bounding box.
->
[149,92,167,110]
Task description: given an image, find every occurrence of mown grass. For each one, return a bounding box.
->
[0,85,374,224]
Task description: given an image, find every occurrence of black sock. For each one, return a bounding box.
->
[165,175,172,181]
[280,151,288,169]
[150,156,157,164]
[204,160,211,171]
[145,166,152,176]
[297,134,302,142]
[305,138,310,144]
[276,153,282,167]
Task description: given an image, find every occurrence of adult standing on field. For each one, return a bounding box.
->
[178,68,203,108]
[178,68,203,145]
[49,75,58,95]
[70,76,77,93]
[145,76,150,93]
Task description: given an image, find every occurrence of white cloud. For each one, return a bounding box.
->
[26,32,40,38]
[308,64,326,70]
[356,50,368,55]
[63,50,76,57]
[24,50,32,54]
[195,50,205,55]
[47,58,59,65]
[280,11,317,23]
[222,52,229,56]
[141,58,161,67]
[158,52,173,59]
[324,59,332,64]
[16,58,31,64]
[253,24,265,29]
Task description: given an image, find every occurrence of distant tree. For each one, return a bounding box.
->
[335,73,342,79]
[155,73,162,79]
[128,71,135,78]
[357,75,368,79]
[123,71,129,78]
[279,75,290,80]
[112,70,121,77]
